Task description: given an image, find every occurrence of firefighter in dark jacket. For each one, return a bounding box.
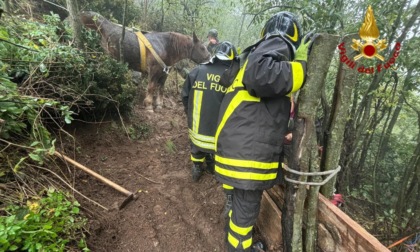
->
[182,41,238,182]
[214,12,316,251]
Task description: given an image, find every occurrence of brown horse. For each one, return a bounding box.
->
[79,11,210,111]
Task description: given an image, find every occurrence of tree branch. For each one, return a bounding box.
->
[0,37,38,52]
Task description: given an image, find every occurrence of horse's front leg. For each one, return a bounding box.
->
[154,75,168,111]
[143,80,156,112]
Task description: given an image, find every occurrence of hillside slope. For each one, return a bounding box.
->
[66,99,229,251]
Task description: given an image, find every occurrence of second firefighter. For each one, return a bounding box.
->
[181,41,238,182]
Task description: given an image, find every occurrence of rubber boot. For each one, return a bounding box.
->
[206,161,215,174]
[221,193,233,219]
[226,239,265,252]
[251,241,265,252]
[192,163,203,182]
[205,153,215,174]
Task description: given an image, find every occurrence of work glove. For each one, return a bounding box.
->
[294,32,319,62]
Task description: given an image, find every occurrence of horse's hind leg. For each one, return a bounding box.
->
[154,75,168,111]
[155,85,164,111]
[143,81,155,112]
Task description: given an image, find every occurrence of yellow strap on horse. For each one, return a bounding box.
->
[135,32,170,74]
[137,35,147,73]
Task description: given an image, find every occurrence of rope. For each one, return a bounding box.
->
[282,164,341,186]
[135,32,170,74]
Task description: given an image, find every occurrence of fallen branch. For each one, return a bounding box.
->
[387,233,416,249]
[35,165,109,211]
[43,0,68,11]
[0,37,38,52]
[135,170,163,184]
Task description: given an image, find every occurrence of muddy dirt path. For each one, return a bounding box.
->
[66,100,229,252]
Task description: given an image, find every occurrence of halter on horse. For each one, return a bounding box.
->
[79,11,211,111]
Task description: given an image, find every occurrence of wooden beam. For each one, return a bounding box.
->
[256,191,283,251]
[257,186,390,252]
[317,193,390,252]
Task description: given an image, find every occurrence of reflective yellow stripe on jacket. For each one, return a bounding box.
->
[188,129,215,151]
[215,156,278,181]
[288,61,304,95]
[192,90,203,133]
[189,89,215,151]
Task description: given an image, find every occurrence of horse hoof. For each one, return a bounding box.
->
[155,105,163,111]
[145,106,154,112]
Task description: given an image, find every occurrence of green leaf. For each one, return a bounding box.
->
[43,224,52,230]
[47,187,55,194]
[0,28,9,40]
[48,141,56,155]
[72,207,80,214]
[0,237,9,245]
[64,115,73,124]
[391,226,398,233]
[9,245,18,251]
[13,157,27,173]
[30,141,40,147]
[29,153,42,162]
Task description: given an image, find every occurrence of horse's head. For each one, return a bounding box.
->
[190,32,211,64]
[79,11,105,31]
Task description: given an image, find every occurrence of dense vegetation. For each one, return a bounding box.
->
[1,1,136,250]
[0,0,419,251]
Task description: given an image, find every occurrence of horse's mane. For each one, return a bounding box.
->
[169,32,192,57]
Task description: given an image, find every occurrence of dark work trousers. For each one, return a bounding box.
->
[227,188,263,252]
[190,144,215,169]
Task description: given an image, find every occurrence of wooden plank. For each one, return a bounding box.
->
[256,186,390,252]
[317,193,390,252]
[256,191,283,251]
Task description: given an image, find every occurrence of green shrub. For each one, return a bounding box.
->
[0,188,89,252]
[0,75,72,171]
[128,122,153,140]
[0,13,137,119]
[82,53,137,116]
[165,140,177,154]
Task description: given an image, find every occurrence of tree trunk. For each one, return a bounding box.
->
[119,0,128,62]
[158,0,164,31]
[372,70,414,182]
[66,0,83,49]
[237,10,246,51]
[395,108,420,225]
[2,0,10,16]
[4,0,10,13]
[320,34,358,197]
[283,33,339,252]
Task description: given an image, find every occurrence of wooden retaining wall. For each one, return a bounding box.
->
[256,185,390,252]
